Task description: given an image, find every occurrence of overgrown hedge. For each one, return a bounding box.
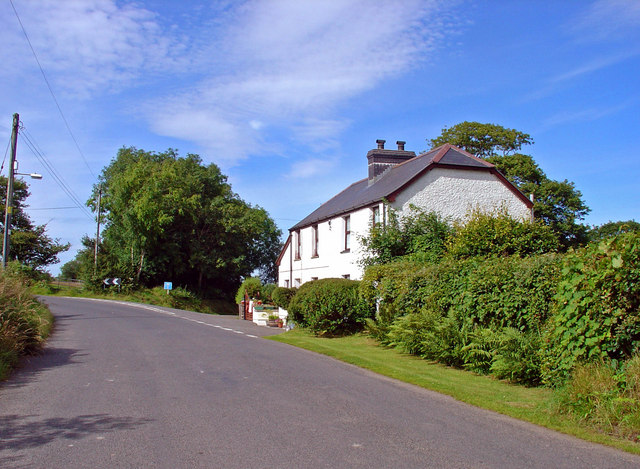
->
[362,232,640,387]
[287,278,375,336]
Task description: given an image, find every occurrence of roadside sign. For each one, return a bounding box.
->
[164,282,173,292]
[103,278,121,286]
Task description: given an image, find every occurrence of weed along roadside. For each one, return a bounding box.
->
[268,330,640,456]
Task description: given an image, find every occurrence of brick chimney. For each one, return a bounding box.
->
[367,139,415,185]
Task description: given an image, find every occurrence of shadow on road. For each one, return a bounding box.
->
[1,347,84,390]
[0,413,153,467]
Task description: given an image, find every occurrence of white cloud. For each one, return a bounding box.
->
[1,0,186,97]
[143,0,462,164]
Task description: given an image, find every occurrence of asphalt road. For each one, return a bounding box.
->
[1,297,639,469]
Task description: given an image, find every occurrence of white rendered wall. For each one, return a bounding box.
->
[277,203,383,286]
[391,167,531,222]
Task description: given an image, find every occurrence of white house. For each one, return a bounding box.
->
[277,140,533,287]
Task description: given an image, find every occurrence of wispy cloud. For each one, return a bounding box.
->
[1,0,186,97]
[286,157,337,179]
[571,0,640,42]
[143,0,463,164]
[540,98,638,130]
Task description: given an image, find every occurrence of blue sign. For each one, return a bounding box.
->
[164,282,173,290]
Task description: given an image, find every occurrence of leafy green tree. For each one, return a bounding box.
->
[429,122,590,248]
[83,147,281,297]
[429,121,533,158]
[588,220,640,242]
[0,176,69,270]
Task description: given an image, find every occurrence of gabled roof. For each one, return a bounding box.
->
[289,144,532,231]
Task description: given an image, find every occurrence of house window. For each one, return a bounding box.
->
[311,277,318,281]
[294,278,301,288]
[284,280,290,288]
[312,224,319,257]
[372,206,380,227]
[342,274,350,279]
[294,230,301,260]
[343,215,351,252]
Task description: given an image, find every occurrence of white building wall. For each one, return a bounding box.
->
[391,167,531,222]
[277,203,383,286]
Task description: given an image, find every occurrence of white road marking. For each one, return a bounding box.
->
[61,297,263,338]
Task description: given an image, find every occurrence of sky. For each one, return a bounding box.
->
[0,0,638,276]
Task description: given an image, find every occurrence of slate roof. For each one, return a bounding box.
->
[289,144,531,231]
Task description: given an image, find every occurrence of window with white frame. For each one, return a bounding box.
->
[343,215,351,252]
[294,230,301,260]
[312,224,319,257]
[371,206,380,227]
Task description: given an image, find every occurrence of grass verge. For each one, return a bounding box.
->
[268,329,640,455]
[0,274,54,381]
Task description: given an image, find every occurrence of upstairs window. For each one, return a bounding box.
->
[294,230,301,260]
[312,224,319,257]
[372,206,381,227]
[343,215,351,252]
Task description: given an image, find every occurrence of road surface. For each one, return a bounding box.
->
[1,297,638,468]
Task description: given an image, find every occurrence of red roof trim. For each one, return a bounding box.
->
[275,234,291,267]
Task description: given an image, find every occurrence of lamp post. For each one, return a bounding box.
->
[2,113,43,269]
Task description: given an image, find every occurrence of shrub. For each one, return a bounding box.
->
[359,206,452,267]
[287,278,375,336]
[234,277,263,304]
[447,208,559,259]
[542,232,640,386]
[271,286,297,309]
[262,283,277,302]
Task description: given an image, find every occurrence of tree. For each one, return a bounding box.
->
[0,176,69,270]
[588,220,640,242]
[429,122,590,248]
[81,147,281,297]
[429,121,533,158]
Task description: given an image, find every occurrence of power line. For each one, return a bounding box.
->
[19,126,93,220]
[9,0,96,179]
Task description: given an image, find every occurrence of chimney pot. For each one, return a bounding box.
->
[396,140,405,151]
[376,139,386,149]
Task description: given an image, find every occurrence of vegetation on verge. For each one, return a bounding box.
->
[0,263,54,380]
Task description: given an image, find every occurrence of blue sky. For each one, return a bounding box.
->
[1,0,638,275]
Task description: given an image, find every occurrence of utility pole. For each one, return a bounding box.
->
[2,113,19,269]
[94,184,102,272]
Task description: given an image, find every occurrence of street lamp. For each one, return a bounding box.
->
[2,113,43,269]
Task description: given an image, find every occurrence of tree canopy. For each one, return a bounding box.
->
[70,147,281,297]
[1,176,69,270]
[429,121,534,158]
[429,122,590,248]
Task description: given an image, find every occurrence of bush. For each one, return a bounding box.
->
[262,283,277,302]
[359,206,452,267]
[271,286,297,309]
[287,278,375,336]
[235,277,263,304]
[447,208,559,259]
[541,232,640,386]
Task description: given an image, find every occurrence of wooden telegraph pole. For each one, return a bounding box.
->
[2,113,20,269]
[94,184,102,272]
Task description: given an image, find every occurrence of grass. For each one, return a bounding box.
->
[28,282,237,315]
[0,273,55,381]
[268,329,640,455]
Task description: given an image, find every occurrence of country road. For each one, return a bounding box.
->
[1,297,638,468]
